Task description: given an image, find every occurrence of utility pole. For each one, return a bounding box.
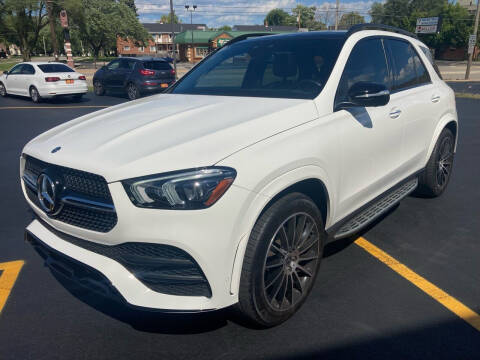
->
[466,0,480,80]
[335,0,340,30]
[185,5,197,63]
[169,0,177,77]
[46,0,59,61]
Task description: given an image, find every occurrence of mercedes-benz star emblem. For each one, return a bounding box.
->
[37,174,58,214]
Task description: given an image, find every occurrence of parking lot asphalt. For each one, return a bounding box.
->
[0,91,479,360]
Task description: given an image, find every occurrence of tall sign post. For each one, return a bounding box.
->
[466,0,480,80]
[169,0,177,79]
[59,10,74,68]
[46,0,59,61]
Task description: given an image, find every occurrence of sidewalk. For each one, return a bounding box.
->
[437,60,480,81]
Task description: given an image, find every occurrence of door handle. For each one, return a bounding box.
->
[389,109,402,119]
[431,95,441,103]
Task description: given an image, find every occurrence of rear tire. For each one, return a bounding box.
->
[94,80,105,96]
[235,193,325,328]
[416,127,455,197]
[127,82,140,100]
[30,86,41,103]
[0,82,6,97]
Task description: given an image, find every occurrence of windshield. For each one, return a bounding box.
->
[171,36,344,99]
[38,64,75,73]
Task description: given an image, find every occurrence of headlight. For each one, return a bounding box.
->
[122,167,236,209]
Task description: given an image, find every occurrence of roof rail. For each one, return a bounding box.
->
[225,32,276,47]
[346,23,419,40]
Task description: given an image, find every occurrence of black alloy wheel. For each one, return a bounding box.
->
[94,80,105,96]
[127,83,140,100]
[263,212,321,312]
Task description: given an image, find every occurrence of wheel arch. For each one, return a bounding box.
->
[425,114,458,164]
[229,170,332,297]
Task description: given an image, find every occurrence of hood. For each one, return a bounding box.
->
[23,94,318,182]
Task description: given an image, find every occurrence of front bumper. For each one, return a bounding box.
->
[26,219,216,311]
[22,170,255,311]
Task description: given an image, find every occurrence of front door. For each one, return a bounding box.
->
[332,37,405,220]
[5,64,24,94]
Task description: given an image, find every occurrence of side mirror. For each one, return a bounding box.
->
[347,82,390,108]
[3,70,8,75]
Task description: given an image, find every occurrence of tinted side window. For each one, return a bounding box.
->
[412,49,430,85]
[22,64,35,75]
[107,60,120,70]
[9,64,24,75]
[119,59,136,70]
[387,39,418,91]
[336,38,390,105]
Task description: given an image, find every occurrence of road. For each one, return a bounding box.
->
[0,91,479,360]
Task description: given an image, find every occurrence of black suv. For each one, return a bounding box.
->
[93,57,176,100]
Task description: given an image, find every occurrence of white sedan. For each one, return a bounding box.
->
[0,62,88,102]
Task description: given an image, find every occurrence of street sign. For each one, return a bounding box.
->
[416,17,441,34]
[468,34,477,55]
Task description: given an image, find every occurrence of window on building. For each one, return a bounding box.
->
[139,46,144,52]
[123,46,130,51]
[150,46,156,52]
[195,47,209,58]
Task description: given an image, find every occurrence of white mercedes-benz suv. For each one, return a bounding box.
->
[21,25,457,327]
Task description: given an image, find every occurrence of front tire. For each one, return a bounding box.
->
[30,86,41,103]
[94,80,105,96]
[127,82,140,100]
[416,127,455,197]
[0,82,6,97]
[236,193,325,327]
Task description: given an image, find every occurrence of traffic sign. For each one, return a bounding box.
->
[468,34,477,55]
[416,17,441,34]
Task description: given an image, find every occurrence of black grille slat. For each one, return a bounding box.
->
[24,156,117,232]
[37,219,212,297]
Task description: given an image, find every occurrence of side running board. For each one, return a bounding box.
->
[334,178,418,240]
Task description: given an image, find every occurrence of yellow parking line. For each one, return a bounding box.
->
[0,260,25,314]
[355,237,480,332]
[0,105,109,110]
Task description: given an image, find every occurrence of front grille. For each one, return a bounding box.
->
[23,155,117,232]
[37,219,212,297]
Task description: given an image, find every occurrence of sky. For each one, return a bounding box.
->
[135,0,382,28]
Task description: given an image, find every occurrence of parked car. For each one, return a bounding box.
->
[21,25,457,327]
[0,62,87,102]
[92,57,176,100]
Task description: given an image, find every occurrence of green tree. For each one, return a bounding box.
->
[264,9,295,26]
[218,25,232,31]
[71,0,150,59]
[339,12,365,27]
[159,12,180,24]
[370,1,473,54]
[1,0,49,61]
[120,0,137,16]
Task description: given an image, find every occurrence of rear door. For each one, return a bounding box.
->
[333,37,405,218]
[19,64,36,96]
[103,59,121,88]
[384,38,438,174]
[112,59,136,87]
